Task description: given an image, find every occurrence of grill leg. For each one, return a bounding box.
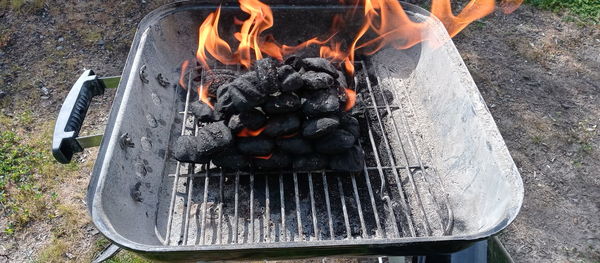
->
[92,244,121,263]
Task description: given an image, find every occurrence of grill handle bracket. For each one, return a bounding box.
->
[52,70,120,163]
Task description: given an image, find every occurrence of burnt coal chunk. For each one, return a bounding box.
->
[217,77,267,113]
[205,69,237,97]
[254,58,279,94]
[336,70,348,88]
[314,129,356,154]
[212,148,251,170]
[277,65,295,81]
[302,115,340,138]
[302,58,339,78]
[214,87,235,114]
[227,115,244,133]
[263,93,301,114]
[197,121,233,152]
[281,72,303,92]
[329,145,365,172]
[263,114,301,137]
[254,151,291,170]
[302,71,335,90]
[173,121,233,163]
[285,56,304,71]
[237,136,274,156]
[302,88,340,117]
[239,109,267,130]
[190,101,220,123]
[173,135,210,163]
[293,153,328,171]
[276,137,312,155]
[338,112,360,138]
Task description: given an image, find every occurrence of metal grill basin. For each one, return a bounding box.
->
[86,2,523,261]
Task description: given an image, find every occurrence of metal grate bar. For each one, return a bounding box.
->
[337,176,351,239]
[216,170,224,244]
[378,73,454,235]
[293,173,303,241]
[250,174,255,242]
[169,165,427,177]
[233,172,240,243]
[322,173,334,240]
[265,175,270,242]
[361,68,418,237]
[361,160,383,238]
[364,112,401,238]
[351,174,367,238]
[279,174,286,242]
[308,173,319,240]
[164,68,195,245]
[199,168,210,245]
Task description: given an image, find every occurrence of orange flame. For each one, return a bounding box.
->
[254,153,273,160]
[281,132,298,139]
[178,60,189,89]
[193,0,522,75]
[344,88,357,111]
[197,86,214,109]
[196,7,236,71]
[236,0,280,67]
[237,126,267,137]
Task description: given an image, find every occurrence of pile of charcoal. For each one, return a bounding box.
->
[174,57,365,172]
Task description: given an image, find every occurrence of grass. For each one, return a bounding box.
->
[526,0,600,24]
[0,0,44,12]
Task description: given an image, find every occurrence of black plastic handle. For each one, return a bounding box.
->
[52,70,106,163]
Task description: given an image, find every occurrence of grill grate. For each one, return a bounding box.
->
[161,61,453,246]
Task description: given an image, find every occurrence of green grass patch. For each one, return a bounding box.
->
[526,0,600,24]
[0,0,45,12]
[0,114,79,235]
[105,251,151,263]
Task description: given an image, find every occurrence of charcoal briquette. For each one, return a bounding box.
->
[336,70,348,88]
[253,151,291,170]
[263,114,301,137]
[338,112,360,138]
[329,145,365,172]
[173,121,232,163]
[281,72,303,92]
[263,93,301,115]
[197,121,233,151]
[190,100,220,123]
[254,58,279,94]
[217,77,267,113]
[239,109,267,130]
[173,135,210,163]
[302,58,339,78]
[293,153,328,171]
[314,129,356,154]
[276,137,312,155]
[302,88,340,117]
[227,114,244,133]
[285,56,304,71]
[277,65,295,81]
[205,69,237,97]
[225,111,263,134]
[302,71,335,90]
[302,115,340,138]
[212,148,251,170]
[237,136,274,156]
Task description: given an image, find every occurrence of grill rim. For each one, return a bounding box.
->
[87,1,523,259]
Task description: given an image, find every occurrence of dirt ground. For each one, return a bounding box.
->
[0,1,598,262]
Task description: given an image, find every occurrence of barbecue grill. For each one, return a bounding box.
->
[52,1,523,262]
